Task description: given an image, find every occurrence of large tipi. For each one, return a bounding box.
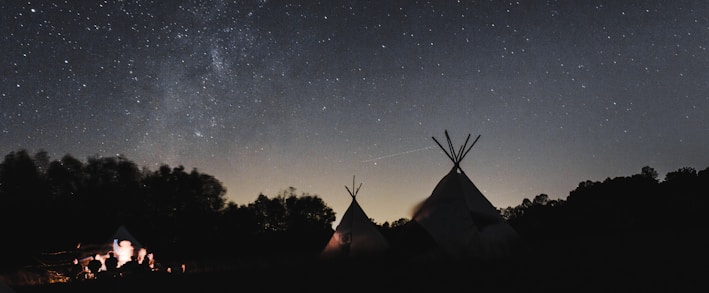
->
[410,130,520,259]
[320,177,389,259]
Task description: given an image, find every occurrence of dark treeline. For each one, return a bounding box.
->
[501,165,708,246]
[497,165,709,284]
[0,149,336,274]
[2,149,708,284]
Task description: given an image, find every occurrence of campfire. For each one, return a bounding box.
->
[70,238,157,281]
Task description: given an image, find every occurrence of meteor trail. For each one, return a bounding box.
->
[362,146,436,163]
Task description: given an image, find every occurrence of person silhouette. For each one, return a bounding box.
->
[120,255,139,277]
[136,248,153,273]
[87,254,102,278]
[69,258,84,281]
[105,252,119,277]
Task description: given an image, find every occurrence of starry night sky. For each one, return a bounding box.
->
[2,1,708,226]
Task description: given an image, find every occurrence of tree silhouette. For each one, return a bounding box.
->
[0,150,45,269]
[239,189,335,255]
[136,164,229,259]
[0,150,239,271]
[498,164,709,277]
[641,165,658,180]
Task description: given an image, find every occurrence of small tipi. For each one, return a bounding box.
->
[320,176,389,259]
[411,130,520,259]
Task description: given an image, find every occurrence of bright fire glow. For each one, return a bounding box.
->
[113,239,135,267]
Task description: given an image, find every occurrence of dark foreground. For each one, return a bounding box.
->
[7,253,703,293]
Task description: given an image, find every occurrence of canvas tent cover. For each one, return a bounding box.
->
[412,131,520,259]
[320,177,389,259]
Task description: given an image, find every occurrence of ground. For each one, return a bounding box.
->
[7,254,703,293]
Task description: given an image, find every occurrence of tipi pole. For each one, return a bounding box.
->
[457,133,472,161]
[432,136,455,163]
[460,134,481,161]
[433,131,481,171]
[444,130,457,162]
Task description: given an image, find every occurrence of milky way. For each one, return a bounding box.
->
[2,1,708,225]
